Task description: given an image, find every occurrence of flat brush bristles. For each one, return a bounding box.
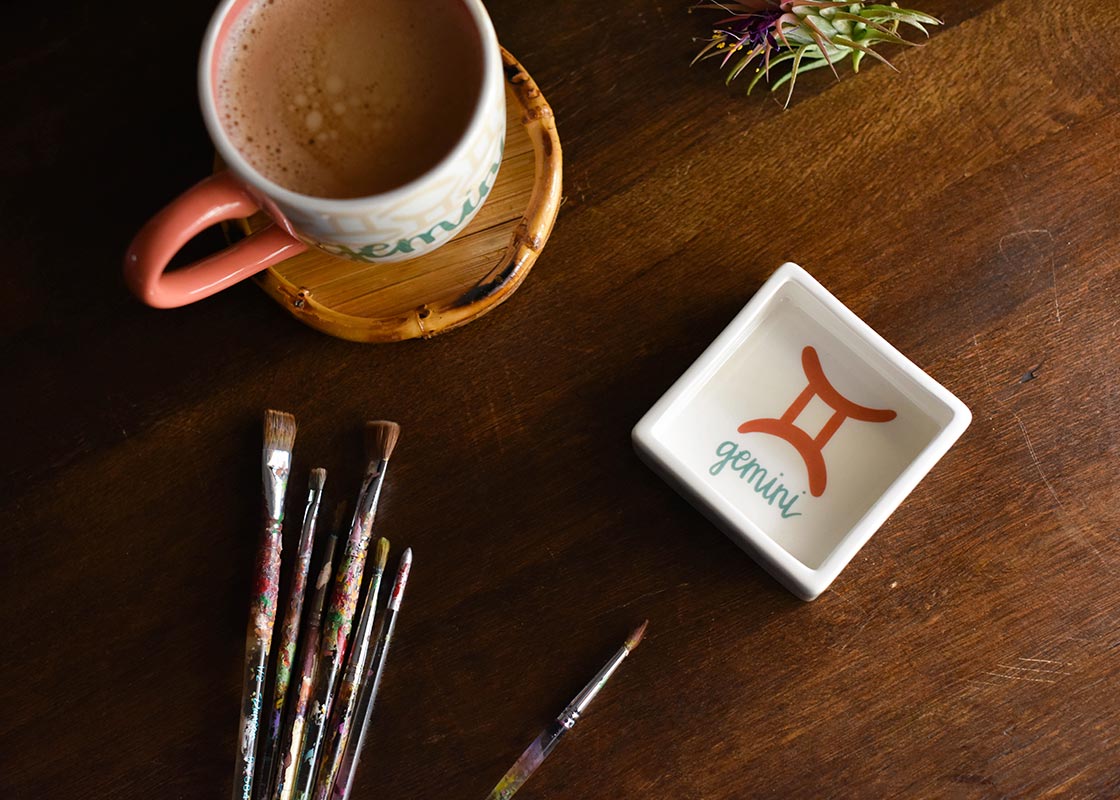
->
[309,466,327,491]
[364,420,401,463]
[264,409,298,453]
[625,620,649,652]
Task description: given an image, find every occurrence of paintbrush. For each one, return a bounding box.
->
[310,538,391,800]
[272,504,344,800]
[484,621,649,800]
[329,548,413,800]
[233,410,297,800]
[256,468,326,800]
[289,421,400,800]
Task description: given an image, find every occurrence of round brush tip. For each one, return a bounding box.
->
[626,620,649,652]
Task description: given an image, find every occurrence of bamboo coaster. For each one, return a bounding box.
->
[230,48,561,342]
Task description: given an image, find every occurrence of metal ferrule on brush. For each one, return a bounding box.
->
[558,645,630,729]
[362,460,388,521]
[349,460,388,542]
[302,480,325,535]
[263,448,292,521]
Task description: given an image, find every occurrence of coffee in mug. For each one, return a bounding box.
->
[218,0,485,198]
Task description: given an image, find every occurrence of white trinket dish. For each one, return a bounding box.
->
[632,262,971,600]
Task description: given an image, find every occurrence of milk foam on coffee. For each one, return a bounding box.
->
[217,0,484,198]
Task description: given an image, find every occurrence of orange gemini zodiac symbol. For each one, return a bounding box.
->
[737,346,896,498]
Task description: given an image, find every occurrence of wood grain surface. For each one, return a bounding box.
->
[2,1,1118,798]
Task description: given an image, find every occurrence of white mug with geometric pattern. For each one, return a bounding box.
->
[124,0,505,309]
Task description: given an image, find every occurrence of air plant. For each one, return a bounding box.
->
[692,2,941,105]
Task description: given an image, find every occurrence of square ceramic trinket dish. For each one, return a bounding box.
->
[632,262,970,600]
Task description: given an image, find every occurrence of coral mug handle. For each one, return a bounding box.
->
[124,171,308,308]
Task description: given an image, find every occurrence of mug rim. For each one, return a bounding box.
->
[197,0,502,212]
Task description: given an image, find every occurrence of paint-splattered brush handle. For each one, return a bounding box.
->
[287,571,360,798]
[308,674,361,800]
[331,548,411,800]
[288,477,380,800]
[485,722,565,800]
[327,611,395,800]
[233,519,284,800]
[310,553,388,800]
[257,473,325,799]
[272,533,337,800]
[272,625,321,800]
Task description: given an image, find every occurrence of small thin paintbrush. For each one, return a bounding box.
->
[330,548,413,800]
[289,421,400,800]
[311,538,391,800]
[272,504,344,800]
[256,468,326,800]
[484,621,649,800]
[233,410,297,800]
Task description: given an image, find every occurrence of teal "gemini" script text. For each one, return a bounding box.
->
[709,441,805,519]
[330,150,503,262]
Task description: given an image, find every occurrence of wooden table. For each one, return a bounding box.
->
[4,1,1118,797]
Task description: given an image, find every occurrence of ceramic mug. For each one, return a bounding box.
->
[124,0,506,309]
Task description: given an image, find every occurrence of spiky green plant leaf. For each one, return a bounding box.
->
[692,1,941,106]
